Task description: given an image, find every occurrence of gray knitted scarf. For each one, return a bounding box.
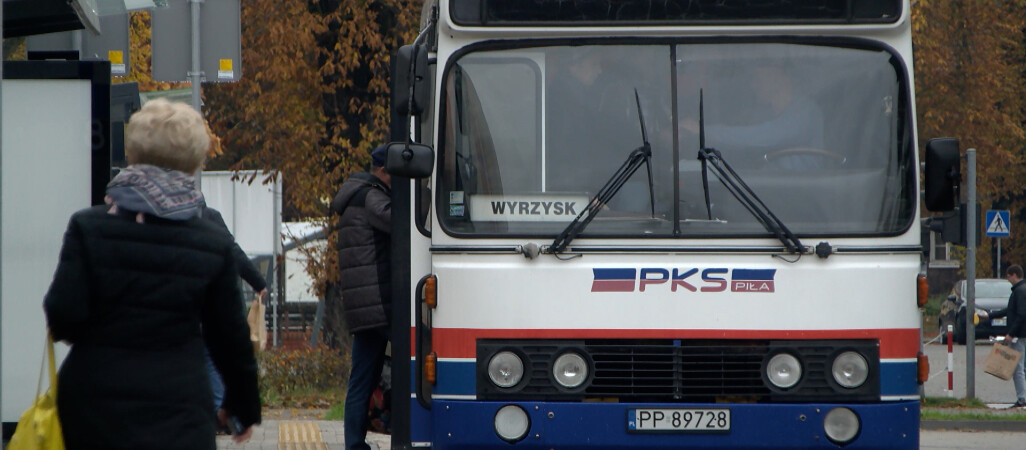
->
[106,164,205,221]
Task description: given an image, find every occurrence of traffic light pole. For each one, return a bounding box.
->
[966,148,977,400]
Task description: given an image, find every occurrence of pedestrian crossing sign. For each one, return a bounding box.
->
[985,210,1010,237]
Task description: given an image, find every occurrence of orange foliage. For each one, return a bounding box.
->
[912,1,1026,275]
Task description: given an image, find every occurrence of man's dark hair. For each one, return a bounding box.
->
[1007,265,1024,279]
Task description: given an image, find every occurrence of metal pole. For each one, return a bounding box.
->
[997,238,1002,277]
[274,176,283,348]
[189,0,203,113]
[189,0,203,190]
[1,0,6,417]
[966,148,977,399]
[947,324,954,397]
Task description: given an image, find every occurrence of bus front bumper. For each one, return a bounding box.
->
[424,400,919,449]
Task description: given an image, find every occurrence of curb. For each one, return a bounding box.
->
[921,420,1026,433]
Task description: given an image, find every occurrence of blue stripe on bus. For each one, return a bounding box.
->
[731,269,776,280]
[879,360,918,398]
[413,359,919,398]
[593,268,637,280]
[415,399,919,449]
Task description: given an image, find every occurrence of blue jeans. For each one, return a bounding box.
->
[205,347,225,413]
[345,327,390,450]
[1011,338,1026,403]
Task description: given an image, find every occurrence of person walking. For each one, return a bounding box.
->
[331,144,392,450]
[43,98,261,449]
[201,205,269,421]
[989,264,1026,408]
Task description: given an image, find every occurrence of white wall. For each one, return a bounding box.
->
[1,80,91,421]
[200,170,281,256]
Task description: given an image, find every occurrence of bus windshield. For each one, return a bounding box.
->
[438,41,915,239]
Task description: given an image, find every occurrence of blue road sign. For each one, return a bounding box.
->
[985,210,1011,237]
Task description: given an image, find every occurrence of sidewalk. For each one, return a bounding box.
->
[216,409,390,450]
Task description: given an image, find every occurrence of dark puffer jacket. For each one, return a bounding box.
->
[331,172,391,333]
[44,206,261,450]
[991,279,1026,338]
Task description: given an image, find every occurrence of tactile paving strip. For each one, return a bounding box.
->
[278,421,328,450]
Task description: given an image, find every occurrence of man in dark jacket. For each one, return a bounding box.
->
[990,264,1026,408]
[331,144,392,449]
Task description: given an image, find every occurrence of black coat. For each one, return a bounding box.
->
[202,206,267,292]
[992,279,1026,338]
[44,206,261,450]
[330,172,391,333]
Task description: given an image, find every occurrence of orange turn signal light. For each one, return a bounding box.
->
[425,351,438,384]
[424,275,437,309]
[917,274,929,307]
[917,351,929,385]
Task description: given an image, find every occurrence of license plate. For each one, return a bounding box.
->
[627,408,731,432]
[994,317,1007,326]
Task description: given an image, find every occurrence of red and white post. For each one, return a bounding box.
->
[947,324,954,397]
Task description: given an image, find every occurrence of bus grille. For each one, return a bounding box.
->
[477,338,880,403]
[585,340,771,401]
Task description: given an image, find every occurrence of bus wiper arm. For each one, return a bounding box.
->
[695,90,805,254]
[550,90,655,254]
[697,147,806,254]
[550,143,651,254]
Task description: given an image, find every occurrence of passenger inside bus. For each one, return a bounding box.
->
[679,64,833,171]
[545,47,671,217]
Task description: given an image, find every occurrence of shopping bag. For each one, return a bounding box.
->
[7,333,64,450]
[247,295,267,353]
[367,356,392,434]
[983,342,1023,381]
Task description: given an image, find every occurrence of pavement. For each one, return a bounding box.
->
[919,336,1026,433]
[216,410,389,450]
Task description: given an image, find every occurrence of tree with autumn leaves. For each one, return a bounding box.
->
[118,1,418,299]
[912,0,1026,277]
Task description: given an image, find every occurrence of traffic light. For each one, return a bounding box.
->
[927,202,980,247]
[924,138,961,212]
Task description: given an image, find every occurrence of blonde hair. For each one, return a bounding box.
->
[125,98,209,173]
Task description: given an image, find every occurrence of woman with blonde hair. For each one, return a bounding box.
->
[43,98,261,449]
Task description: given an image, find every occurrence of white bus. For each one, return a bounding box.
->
[382,1,959,448]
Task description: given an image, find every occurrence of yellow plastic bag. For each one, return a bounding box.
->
[8,333,64,450]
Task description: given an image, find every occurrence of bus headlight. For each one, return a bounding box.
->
[494,405,530,442]
[832,351,869,388]
[823,407,860,444]
[552,352,588,388]
[488,351,524,388]
[766,353,802,389]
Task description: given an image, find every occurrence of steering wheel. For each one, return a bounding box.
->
[763,147,846,170]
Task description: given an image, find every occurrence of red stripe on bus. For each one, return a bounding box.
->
[410,328,919,359]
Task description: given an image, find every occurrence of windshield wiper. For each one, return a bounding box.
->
[550,90,655,254]
[696,90,806,254]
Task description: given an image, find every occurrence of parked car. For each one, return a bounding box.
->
[938,278,1012,344]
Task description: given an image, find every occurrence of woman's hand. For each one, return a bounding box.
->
[232,426,254,444]
[218,408,254,443]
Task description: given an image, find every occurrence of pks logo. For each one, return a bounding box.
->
[591,268,776,293]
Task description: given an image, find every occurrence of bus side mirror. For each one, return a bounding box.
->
[385,142,434,178]
[924,138,960,212]
[394,44,429,117]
